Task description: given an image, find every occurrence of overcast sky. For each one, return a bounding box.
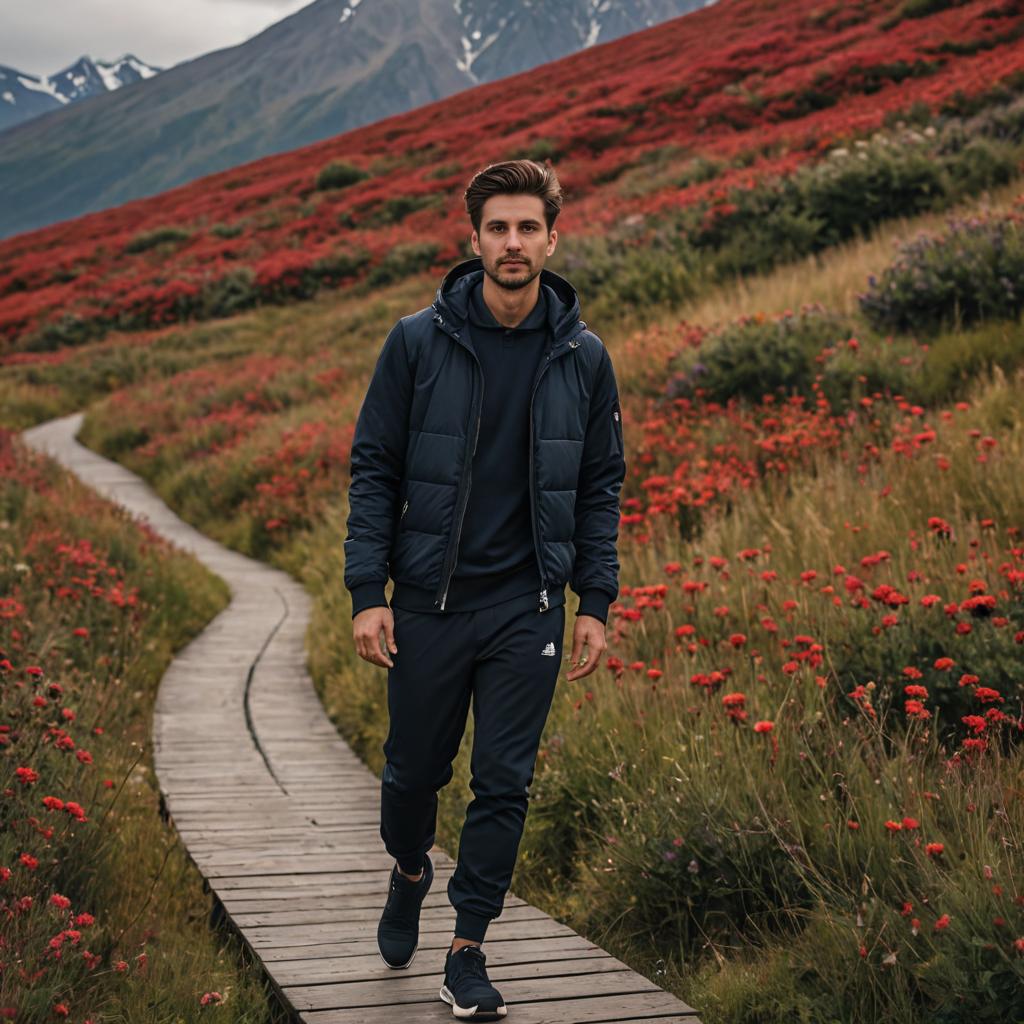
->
[2,0,313,76]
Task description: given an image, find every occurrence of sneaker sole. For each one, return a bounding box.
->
[439,983,507,1020]
[378,944,417,970]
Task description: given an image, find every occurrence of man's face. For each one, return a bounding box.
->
[471,194,557,292]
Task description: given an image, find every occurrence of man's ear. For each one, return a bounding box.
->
[470,230,480,256]
[547,228,557,256]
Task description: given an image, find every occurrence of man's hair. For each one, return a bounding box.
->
[464,159,563,235]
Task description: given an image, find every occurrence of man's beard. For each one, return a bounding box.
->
[484,257,540,291]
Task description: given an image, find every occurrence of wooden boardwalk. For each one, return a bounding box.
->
[23,411,702,1024]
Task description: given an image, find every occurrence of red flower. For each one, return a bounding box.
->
[904,699,930,720]
[934,913,950,930]
[926,843,944,858]
[975,687,1003,704]
[933,657,954,671]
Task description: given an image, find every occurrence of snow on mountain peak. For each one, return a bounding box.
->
[339,0,364,25]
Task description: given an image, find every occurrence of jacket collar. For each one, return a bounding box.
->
[432,257,586,351]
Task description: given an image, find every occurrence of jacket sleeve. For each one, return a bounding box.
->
[570,342,626,624]
[343,318,413,618]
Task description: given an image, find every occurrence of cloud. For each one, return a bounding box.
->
[2,0,312,77]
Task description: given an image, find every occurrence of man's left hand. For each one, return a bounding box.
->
[565,614,606,681]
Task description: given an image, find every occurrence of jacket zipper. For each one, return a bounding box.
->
[528,351,550,613]
[433,310,483,611]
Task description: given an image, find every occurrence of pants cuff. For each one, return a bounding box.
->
[454,909,490,944]
[396,852,425,876]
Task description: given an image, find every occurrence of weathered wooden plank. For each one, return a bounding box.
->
[226,892,527,920]
[250,916,580,955]
[233,902,547,936]
[301,991,700,1024]
[203,853,398,877]
[269,943,612,985]
[288,967,659,1012]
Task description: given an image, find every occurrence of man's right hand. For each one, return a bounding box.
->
[353,606,397,668]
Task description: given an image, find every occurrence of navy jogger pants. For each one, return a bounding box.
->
[379,593,566,944]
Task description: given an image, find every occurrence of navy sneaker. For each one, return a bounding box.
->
[440,944,507,1020]
[377,853,433,969]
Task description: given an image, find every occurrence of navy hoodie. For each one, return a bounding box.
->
[391,277,561,614]
[389,276,612,623]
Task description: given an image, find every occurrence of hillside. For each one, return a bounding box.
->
[0,0,707,239]
[0,0,1020,354]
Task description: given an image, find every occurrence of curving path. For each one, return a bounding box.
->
[23,411,702,1024]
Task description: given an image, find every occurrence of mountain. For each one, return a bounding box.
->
[2,0,1019,355]
[0,0,712,240]
[0,54,161,134]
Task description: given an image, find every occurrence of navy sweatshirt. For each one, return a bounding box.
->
[390,279,612,623]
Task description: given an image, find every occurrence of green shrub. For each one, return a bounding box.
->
[315,159,370,191]
[198,267,259,318]
[123,225,192,254]
[549,232,699,326]
[518,137,563,163]
[310,247,372,285]
[918,317,1024,404]
[665,306,859,404]
[943,137,1020,194]
[426,161,462,180]
[363,242,442,288]
[359,193,443,227]
[209,222,244,239]
[22,313,99,353]
[662,304,920,411]
[858,211,1024,334]
[799,143,945,244]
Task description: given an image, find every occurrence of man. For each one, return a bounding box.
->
[344,159,626,1020]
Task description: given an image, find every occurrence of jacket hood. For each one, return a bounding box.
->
[433,257,585,348]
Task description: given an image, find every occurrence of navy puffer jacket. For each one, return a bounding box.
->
[344,256,625,617]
